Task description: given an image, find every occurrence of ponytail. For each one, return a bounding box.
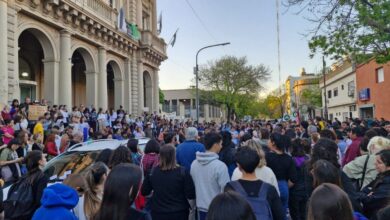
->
[84,162,108,219]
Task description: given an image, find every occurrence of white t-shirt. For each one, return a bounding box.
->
[231,166,280,195]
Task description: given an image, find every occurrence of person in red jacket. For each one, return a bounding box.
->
[342,126,364,167]
[44,134,58,160]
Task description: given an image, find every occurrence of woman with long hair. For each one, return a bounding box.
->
[289,138,310,220]
[306,138,362,211]
[358,149,390,218]
[94,164,147,220]
[83,162,109,220]
[5,150,48,220]
[44,134,58,160]
[141,139,160,175]
[219,131,236,177]
[141,144,195,220]
[307,183,354,220]
[109,146,132,169]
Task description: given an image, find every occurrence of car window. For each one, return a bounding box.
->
[44,151,101,179]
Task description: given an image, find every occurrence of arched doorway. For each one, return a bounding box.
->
[143,71,153,112]
[71,50,86,106]
[18,31,44,102]
[18,28,56,104]
[71,47,96,107]
[107,60,123,110]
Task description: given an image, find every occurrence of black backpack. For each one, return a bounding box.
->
[4,177,34,219]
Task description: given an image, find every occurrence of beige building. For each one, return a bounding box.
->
[319,59,358,121]
[0,0,166,114]
[162,89,226,122]
[285,68,320,119]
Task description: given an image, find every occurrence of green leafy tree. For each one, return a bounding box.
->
[285,0,390,63]
[159,88,164,104]
[199,56,270,121]
[300,86,322,118]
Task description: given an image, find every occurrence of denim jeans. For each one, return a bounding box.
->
[278,180,289,220]
[198,211,207,220]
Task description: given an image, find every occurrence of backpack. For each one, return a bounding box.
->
[230,181,273,220]
[4,177,35,219]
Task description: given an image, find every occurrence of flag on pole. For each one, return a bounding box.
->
[117,8,127,33]
[157,12,162,35]
[169,28,179,47]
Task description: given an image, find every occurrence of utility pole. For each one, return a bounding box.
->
[323,56,328,121]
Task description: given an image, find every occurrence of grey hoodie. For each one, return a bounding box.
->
[190,151,230,212]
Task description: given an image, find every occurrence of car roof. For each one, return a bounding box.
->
[67,138,150,152]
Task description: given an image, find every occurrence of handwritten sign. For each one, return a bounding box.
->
[28,105,47,121]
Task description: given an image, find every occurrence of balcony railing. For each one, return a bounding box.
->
[69,0,117,27]
[141,30,167,55]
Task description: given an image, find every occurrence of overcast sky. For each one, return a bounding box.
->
[157,0,324,94]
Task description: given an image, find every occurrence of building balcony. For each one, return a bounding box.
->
[69,0,117,27]
[141,30,167,55]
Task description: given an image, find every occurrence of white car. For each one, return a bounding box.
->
[3,138,150,200]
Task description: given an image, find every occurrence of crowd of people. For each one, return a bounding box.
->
[1,98,390,220]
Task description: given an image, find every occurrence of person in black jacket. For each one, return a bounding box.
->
[305,138,362,212]
[142,144,195,220]
[359,149,390,218]
[6,150,49,220]
[219,131,237,177]
[289,138,310,220]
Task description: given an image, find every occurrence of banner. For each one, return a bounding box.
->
[28,105,47,121]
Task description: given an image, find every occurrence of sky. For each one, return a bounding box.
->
[157,0,324,94]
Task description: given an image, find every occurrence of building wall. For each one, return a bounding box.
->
[162,89,225,122]
[356,59,390,120]
[0,0,166,115]
[320,64,358,120]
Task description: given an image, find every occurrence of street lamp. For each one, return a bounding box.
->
[195,42,230,124]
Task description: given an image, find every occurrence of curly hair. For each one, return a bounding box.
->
[308,138,340,171]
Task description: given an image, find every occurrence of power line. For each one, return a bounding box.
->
[184,0,218,42]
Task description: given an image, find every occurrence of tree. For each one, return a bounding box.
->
[199,56,270,121]
[159,88,164,104]
[259,92,287,119]
[300,86,322,118]
[285,0,390,63]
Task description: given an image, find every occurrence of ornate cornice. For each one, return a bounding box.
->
[17,0,139,55]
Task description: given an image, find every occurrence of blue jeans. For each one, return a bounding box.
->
[278,180,289,220]
[198,211,207,220]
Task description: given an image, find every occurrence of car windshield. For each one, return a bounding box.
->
[43,151,101,180]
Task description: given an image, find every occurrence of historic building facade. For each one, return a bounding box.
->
[0,0,166,114]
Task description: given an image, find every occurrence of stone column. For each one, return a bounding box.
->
[154,70,159,113]
[85,71,98,107]
[98,47,108,110]
[124,59,132,112]
[131,54,138,114]
[59,30,72,107]
[204,104,210,122]
[43,59,60,104]
[0,0,8,104]
[152,0,157,34]
[137,61,144,114]
[136,0,143,29]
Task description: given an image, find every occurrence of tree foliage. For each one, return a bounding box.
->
[285,0,390,63]
[199,56,270,121]
[300,86,322,108]
[258,91,287,119]
[159,88,164,104]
